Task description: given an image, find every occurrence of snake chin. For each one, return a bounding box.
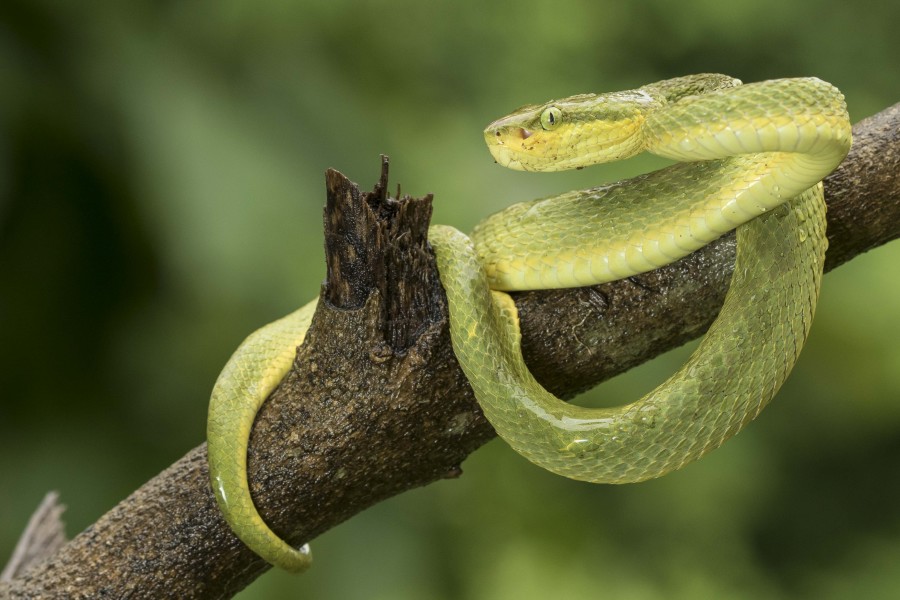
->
[485,143,528,171]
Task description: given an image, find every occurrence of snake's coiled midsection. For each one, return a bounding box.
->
[431,75,851,482]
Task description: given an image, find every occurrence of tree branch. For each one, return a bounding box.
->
[0,493,67,583]
[2,104,898,599]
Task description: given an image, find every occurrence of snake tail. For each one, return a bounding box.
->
[207,299,317,572]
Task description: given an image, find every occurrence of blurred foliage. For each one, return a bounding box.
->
[1,0,899,598]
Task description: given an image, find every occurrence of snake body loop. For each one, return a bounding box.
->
[207,300,316,572]
[207,75,851,569]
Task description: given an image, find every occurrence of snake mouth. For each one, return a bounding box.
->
[491,128,533,144]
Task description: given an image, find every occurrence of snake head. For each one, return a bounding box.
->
[483,90,659,172]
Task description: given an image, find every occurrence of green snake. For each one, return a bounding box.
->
[207,75,852,572]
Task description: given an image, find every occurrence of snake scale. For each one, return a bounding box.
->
[207,74,852,572]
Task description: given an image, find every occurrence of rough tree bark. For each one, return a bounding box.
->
[2,104,899,599]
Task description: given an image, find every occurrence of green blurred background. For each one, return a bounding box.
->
[1,0,899,598]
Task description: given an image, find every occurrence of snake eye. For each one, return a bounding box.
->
[540,106,562,130]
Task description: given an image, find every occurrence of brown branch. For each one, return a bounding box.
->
[0,493,67,583]
[1,104,898,599]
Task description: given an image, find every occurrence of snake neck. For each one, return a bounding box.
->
[643,78,851,168]
[641,78,851,230]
